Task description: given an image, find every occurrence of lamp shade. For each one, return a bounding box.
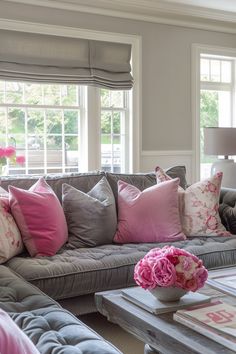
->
[204,127,236,156]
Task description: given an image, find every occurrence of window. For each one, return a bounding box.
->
[0,81,131,175]
[101,89,130,173]
[199,54,236,179]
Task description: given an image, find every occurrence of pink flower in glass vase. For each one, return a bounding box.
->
[4,146,16,158]
[0,145,25,175]
[0,148,5,158]
[16,155,25,165]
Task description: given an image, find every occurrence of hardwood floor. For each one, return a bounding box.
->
[80,312,144,354]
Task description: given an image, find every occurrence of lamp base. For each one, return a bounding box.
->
[211,159,236,188]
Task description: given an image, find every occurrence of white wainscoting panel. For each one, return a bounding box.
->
[141,150,195,184]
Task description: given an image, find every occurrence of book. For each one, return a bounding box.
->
[174,300,236,351]
[121,287,211,314]
[207,271,236,297]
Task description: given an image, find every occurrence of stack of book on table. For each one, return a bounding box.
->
[174,300,236,351]
[207,268,236,297]
[122,287,210,314]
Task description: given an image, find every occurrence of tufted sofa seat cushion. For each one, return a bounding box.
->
[11,308,121,354]
[0,265,58,313]
[0,266,122,354]
[6,236,236,300]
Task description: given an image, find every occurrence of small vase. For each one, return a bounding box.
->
[149,286,187,302]
[0,165,8,176]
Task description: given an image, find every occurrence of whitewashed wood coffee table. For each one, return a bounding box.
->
[95,287,234,354]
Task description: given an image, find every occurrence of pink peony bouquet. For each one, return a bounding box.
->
[134,246,208,292]
[0,146,25,172]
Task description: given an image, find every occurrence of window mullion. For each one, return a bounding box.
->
[25,108,28,174]
[111,109,114,172]
[232,60,236,126]
[62,109,65,173]
[86,86,101,171]
[43,109,47,174]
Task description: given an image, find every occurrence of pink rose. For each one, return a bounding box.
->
[134,259,156,290]
[165,246,200,264]
[185,278,199,292]
[195,267,208,289]
[4,146,15,158]
[144,248,162,259]
[175,256,198,279]
[16,155,25,165]
[0,148,5,158]
[175,272,186,288]
[206,215,218,230]
[166,254,179,266]
[152,257,176,287]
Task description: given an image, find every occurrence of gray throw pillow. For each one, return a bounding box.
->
[62,177,117,248]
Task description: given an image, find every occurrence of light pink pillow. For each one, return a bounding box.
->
[0,308,39,354]
[113,178,186,243]
[9,177,68,257]
[155,166,230,237]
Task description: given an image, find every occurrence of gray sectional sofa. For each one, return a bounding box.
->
[0,265,122,354]
[1,167,236,353]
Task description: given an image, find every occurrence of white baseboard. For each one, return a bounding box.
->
[141,150,195,184]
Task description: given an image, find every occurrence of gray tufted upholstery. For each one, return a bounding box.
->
[0,266,122,354]
[6,236,236,300]
[12,308,121,354]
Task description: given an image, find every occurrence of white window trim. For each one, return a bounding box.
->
[0,18,142,173]
[192,43,236,182]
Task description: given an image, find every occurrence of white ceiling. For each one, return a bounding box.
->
[2,0,236,33]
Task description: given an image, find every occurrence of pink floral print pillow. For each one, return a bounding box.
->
[155,167,230,237]
[0,196,24,264]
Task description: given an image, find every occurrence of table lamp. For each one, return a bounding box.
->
[204,127,236,188]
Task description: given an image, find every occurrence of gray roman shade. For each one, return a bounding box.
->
[0,29,133,89]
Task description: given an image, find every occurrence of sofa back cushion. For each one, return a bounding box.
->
[106,165,187,203]
[63,177,117,247]
[9,178,68,257]
[219,188,236,234]
[114,178,186,243]
[0,171,105,203]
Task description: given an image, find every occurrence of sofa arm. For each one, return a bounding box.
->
[219,188,236,234]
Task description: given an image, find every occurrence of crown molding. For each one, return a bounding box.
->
[2,0,236,33]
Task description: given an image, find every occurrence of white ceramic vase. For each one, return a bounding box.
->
[149,286,187,302]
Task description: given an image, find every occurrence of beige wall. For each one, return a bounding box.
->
[0,1,236,160]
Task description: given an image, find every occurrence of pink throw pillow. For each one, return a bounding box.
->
[155,166,230,237]
[113,178,186,243]
[0,308,39,354]
[9,177,68,257]
[0,198,24,263]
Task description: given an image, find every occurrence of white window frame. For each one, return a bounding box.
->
[192,44,236,182]
[0,18,142,173]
